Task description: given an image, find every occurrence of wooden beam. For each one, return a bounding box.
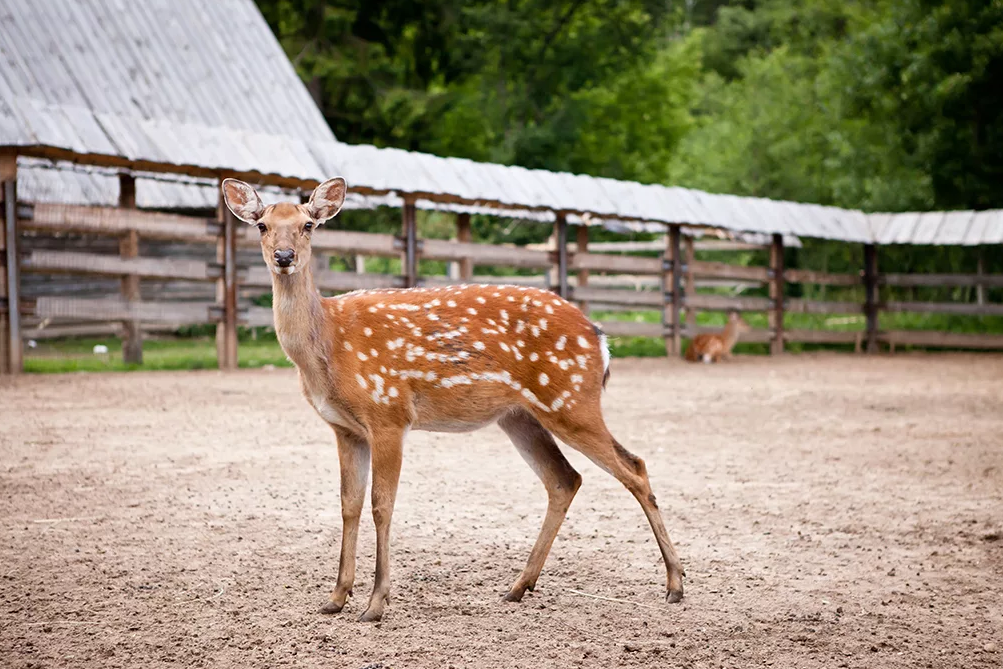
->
[879,330,1003,350]
[33,296,215,324]
[879,272,1003,288]
[769,233,784,355]
[594,320,664,338]
[976,249,986,305]
[667,225,682,356]
[882,301,1003,316]
[685,294,774,312]
[2,162,21,374]
[118,174,143,364]
[23,203,218,242]
[571,252,663,275]
[216,184,239,370]
[864,243,879,353]
[21,250,214,281]
[576,225,590,314]
[785,299,864,315]
[402,200,418,288]
[784,268,862,286]
[420,238,552,269]
[555,213,569,298]
[688,260,770,282]
[570,286,663,307]
[683,235,696,338]
[456,213,473,281]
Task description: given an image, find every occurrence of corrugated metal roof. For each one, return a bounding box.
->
[0,0,333,180]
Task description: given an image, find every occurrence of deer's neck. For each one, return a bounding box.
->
[270,267,329,370]
[722,321,742,351]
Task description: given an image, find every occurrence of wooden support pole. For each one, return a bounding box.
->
[863,243,879,353]
[402,200,418,288]
[2,151,21,374]
[576,225,590,314]
[456,213,473,282]
[555,213,569,299]
[215,183,239,370]
[769,233,785,355]
[976,248,986,306]
[683,234,695,338]
[118,174,143,364]
[665,225,682,356]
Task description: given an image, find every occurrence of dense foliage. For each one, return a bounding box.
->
[258,0,1002,214]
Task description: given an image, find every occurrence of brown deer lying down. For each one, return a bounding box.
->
[685,311,751,363]
[222,177,685,622]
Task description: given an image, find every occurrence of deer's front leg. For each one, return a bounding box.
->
[358,426,406,622]
[321,427,370,614]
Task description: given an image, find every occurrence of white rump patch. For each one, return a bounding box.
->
[599,332,610,376]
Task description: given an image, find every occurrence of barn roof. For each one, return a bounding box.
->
[1,0,1000,245]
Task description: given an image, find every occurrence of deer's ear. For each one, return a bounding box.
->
[221,179,265,223]
[307,177,347,223]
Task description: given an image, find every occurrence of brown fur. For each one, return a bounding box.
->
[221,178,686,621]
[685,311,751,363]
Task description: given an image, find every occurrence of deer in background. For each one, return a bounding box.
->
[685,310,751,363]
[222,178,685,622]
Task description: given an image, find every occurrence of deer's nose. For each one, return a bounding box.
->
[274,249,295,267]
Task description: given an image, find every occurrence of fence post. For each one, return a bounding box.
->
[683,234,695,340]
[456,212,473,282]
[976,248,985,306]
[401,199,418,287]
[216,182,239,370]
[118,174,143,364]
[769,233,785,355]
[863,243,879,353]
[555,213,569,299]
[664,224,682,356]
[1,150,21,374]
[576,224,589,314]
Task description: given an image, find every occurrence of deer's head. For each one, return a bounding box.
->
[221,178,347,275]
[727,310,752,333]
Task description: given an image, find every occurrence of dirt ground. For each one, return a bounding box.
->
[1,353,1001,668]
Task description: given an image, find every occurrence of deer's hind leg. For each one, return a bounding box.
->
[321,427,370,614]
[535,406,685,604]
[498,409,582,603]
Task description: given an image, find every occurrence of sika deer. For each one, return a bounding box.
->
[222,178,686,622]
[685,311,751,363]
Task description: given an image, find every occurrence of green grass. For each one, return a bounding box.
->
[25,337,292,374]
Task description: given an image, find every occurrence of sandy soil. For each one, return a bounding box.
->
[1,353,1001,668]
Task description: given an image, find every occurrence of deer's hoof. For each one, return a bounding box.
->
[358,607,383,623]
[666,587,684,604]
[503,589,525,603]
[319,600,344,614]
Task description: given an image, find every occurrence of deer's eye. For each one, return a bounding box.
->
[304,221,314,232]
[256,223,267,233]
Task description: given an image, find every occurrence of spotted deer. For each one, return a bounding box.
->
[685,311,751,363]
[222,177,686,622]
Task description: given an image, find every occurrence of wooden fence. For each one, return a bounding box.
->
[2,164,1002,373]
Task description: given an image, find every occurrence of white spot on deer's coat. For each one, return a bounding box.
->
[539,373,549,386]
[531,326,540,337]
[368,307,377,313]
[428,313,440,321]
[371,349,379,358]
[447,300,457,307]
[356,374,368,389]
[539,318,548,330]
[357,352,368,361]
[476,296,486,304]
[388,387,399,398]
[529,352,539,361]
[545,304,554,314]
[467,308,477,315]
[577,335,591,349]
[570,374,584,384]
[363,327,373,336]
[555,336,567,350]
[500,309,509,321]
[344,341,353,351]
[551,397,565,410]
[499,342,510,352]
[473,341,485,351]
